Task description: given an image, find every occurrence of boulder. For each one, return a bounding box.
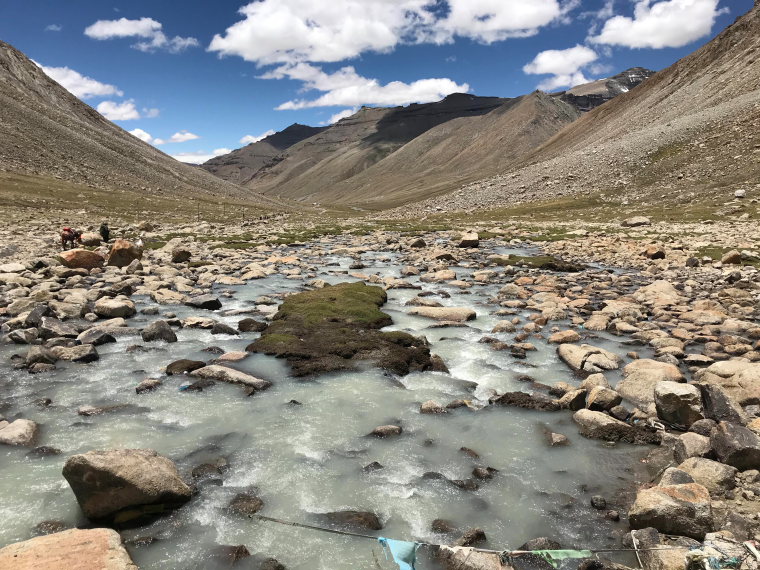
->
[628,483,713,539]
[408,307,476,322]
[150,289,189,305]
[106,239,143,268]
[438,546,502,570]
[622,216,651,227]
[721,250,742,265]
[557,344,622,373]
[673,433,711,464]
[94,297,136,319]
[548,330,581,344]
[62,448,192,520]
[238,318,267,333]
[0,528,137,570]
[458,232,479,248]
[39,317,78,339]
[370,425,402,437]
[171,248,191,263]
[421,400,447,414]
[617,360,685,413]
[697,384,748,424]
[586,387,622,411]
[79,232,102,246]
[694,362,760,407]
[710,421,760,470]
[189,365,271,390]
[57,249,105,270]
[227,492,264,517]
[659,467,695,486]
[0,419,38,446]
[654,382,704,427]
[185,295,222,311]
[141,320,177,343]
[50,344,99,363]
[77,328,116,346]
[166,359,206,375]
[322,510,382,531]
[573,409,660,444]
[678,457,737,494]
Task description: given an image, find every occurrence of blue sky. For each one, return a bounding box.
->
[0,0,752,163]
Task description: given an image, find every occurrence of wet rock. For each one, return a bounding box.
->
[362,461,384,473]
[659,467,695,486]
[409,307,476,322]
[557,389,587,411]
[548,330,580,344]
[455,528,486,547]
[212,544,250,565]
[57,249,105,270]
[238,318,267,333]
[491,392,561,411]
[546,432,569,447]
[107,239,143,268]
[39,317,78,339]
[586,387,622,411]
[182,379,216,392]
[472,466,498,480]
[420,400,447,414]
[0,419,38,446]
[690,419,718,437]
[0,528,137,570]
[211,322,239,335]
[185,295,222,311]
[631,528,699,570]
[94,296,136,319]
[654,382,704,427]
[190,365,271,390]
[557,344,622,373]
[51,344,99,363]
[135,379,162,394]
[171,248,191,263]
[628,483,713,539]
[573,410,660,444]
[27,446,62,458]
[590,496,607,510]
[141,320,177,343]
[677,457,737,494]
[458,232,479,248]
[432,519,457,533]
[32,520,69,536]
[370,425,402,437]
[62,448,192,521]
[166,359,206,375]
[710,421,760,469]
[76,328,116,346]
[437,546,501,570]
[322,510,382,531]
[227,492,264,516]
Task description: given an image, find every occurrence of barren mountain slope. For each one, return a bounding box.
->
[201,124,326,184]
[0,40,274,205]
[413,4,760,215]
[556,67,655,112]
[305,92,581,208]
[246,94,507,200]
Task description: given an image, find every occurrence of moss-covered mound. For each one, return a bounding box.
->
[493,254,586,272]
[247,282,433,377]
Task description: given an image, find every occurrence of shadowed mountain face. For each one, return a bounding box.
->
[0,40,271,204]
[201,124,327,185]
[205,72,651,208]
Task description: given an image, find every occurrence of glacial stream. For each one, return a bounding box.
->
[0,239,653,569]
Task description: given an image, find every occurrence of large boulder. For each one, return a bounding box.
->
[438,545,502,570]
[322,510,382,531]
[62,449,192,521]
[0,528,137,570]
[106,239,143,268]
[0,419,38,446]
[622,216,651,227]
[710,421,760,470]
[557,344,622,373]
[628,483,713,539]
[50,344,99,363]
[141,320,177,343]
[189,365,272,390]
[79,232,103,246]
[57,249,105,270]
[185,295,222,310]
[94,296,136,319]
[458,232,479,248]
[572,409,660,444]
[693,362,760,407]
[633,280,683,307]
[617,360,684,413]
[677,457,737,494]
[654,382,704,427]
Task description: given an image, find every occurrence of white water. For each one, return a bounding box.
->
[0,240,650,569]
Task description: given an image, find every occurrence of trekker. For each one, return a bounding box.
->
[60,227,82,250]
[99,221,110,242]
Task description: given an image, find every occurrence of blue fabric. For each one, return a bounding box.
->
[378,537,420,570]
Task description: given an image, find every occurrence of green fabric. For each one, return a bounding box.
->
[532,550,594,568]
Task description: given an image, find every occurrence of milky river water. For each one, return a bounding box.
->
[0,238,652,569]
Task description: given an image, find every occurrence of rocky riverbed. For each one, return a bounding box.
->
[1,216,760,570]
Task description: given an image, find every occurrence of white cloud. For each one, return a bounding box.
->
[171,148,232,164]
[45,24,62,32]
[208,0,566,65]
[161,131,200,144]
[97,100,141,120]
[35,63,123,99]
[523,45,598,90]
[263,63,469,109]
[324,108,358,125]
[143,107,160,118]
[84,17,199,53]
[589,0,727,49]
[240,130,276,144]
[129,128,155,143]
[435,0,562,43]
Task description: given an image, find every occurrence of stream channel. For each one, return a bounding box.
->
[0,238,653,569]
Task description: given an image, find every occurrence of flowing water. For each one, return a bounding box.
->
[0,239,651,569]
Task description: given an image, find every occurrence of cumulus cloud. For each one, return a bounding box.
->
[589,0,727,49]
[208,0,567,64]
[240,130,276,144]
[263,63,469,110]
[35,63,123,99]
[171,148,232,164]
[45,24,62,32]
[324,108,359,125]
[129,128,155,143]
[97,100,141,120]
[523,45,598,90]
[84,17,199,53]
[158,131,200,144]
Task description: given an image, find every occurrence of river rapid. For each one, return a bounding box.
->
[0,238,653,569]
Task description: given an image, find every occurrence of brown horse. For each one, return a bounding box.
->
[60,228,82,250]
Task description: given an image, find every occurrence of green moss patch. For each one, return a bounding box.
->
[493,254,586,272]
[247,282,433,377]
